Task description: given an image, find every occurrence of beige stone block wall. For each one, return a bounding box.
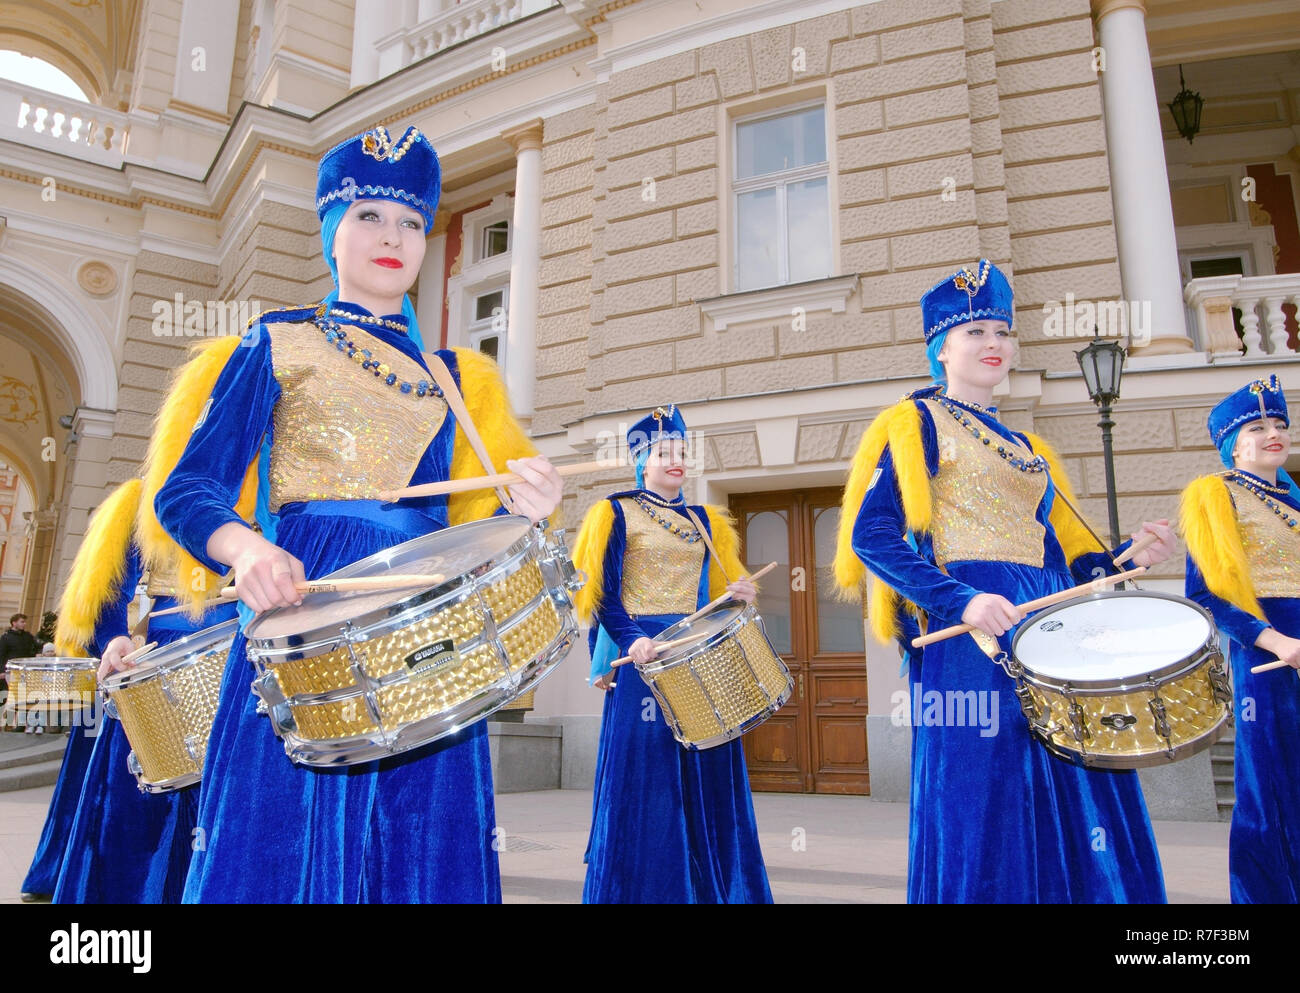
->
[277,0,354,74]
[992,0,1121,372]
[219,200,331,311]
[109,249,220,485]
[536,104,598,436]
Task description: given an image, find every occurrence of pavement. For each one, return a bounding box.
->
[0,783,1230,903]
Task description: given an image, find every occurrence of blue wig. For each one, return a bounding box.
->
[1220,424,1300,503]
[319,200,426,352]
[926,331,948,384]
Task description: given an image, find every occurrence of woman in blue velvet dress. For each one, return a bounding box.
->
[20,480,139,902]
[833,260,1175,903]
[1181,375,1300,903]
[151,124,560,903]
[573,406,772,903]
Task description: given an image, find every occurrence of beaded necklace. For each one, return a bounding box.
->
[1226,471,1300,530]
[329,306,408,334]
[311,313,444,400]
[633,492,701,543]
[934,396,1047,474]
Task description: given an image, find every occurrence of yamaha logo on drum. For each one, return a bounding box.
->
[1038,620,1064,631]
[405,639,461,680]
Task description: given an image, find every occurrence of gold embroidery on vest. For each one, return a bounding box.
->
[1234,489,1299,599]
[926,399,1049,568]
[266,321,447,511]
[619,497,706,615]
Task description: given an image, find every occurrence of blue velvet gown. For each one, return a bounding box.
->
[582,492,772,904]
[1184,472,1300,903]
[852,395,1166,903]
[21,592,127,897]
[155,306,500,904]
[53,545,238,904]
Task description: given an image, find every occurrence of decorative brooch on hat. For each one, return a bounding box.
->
[1208,374,1289,446]
[316,124,441,226]
[920,258,1014,343]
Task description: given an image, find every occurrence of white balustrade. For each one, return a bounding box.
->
[0,79,128,167]
[1184,273,1300,358]
[379,0,531,71]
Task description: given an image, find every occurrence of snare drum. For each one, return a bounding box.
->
[246,515,582,767]
[1008,590,1231,769]
[635,601,792,750]
[100,620,238,792]
[5,657,96,720]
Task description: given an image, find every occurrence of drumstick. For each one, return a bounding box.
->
[148,600,225,619]
[217,573,447,599]
[1112,531,1160,567]
[1250,659,1296,674]
[672,561,780,630]
[608,630,715,669]
[122,642,157,664]
[910,566,1147,648]
[378,460,611,503]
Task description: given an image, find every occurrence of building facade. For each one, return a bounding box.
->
[2,0,1298,815]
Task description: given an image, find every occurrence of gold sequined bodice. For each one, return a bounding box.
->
[266,320,447,511]
[926,399,1049,568]
[145,572,177,598]
[1232,482,1299,599]
[618,496,706,615]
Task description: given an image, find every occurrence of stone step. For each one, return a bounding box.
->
[0,758,63,792]
[0,737,67,771]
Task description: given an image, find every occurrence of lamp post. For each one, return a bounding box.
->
[1076,329,1126,547]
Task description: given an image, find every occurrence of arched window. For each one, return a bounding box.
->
[0,51,89,102]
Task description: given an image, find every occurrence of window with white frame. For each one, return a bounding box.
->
[468,285,509,366]
[733,103,831,292]
[478,219,510,262]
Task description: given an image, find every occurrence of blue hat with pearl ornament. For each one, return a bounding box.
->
[920,259,1014,343]
[627,405,688,460]
[1208,374,1289,447]
[315,124,441,227]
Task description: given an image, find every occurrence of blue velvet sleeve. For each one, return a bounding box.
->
[89,543,144,657]
[851,407,983,621]
[592,501,649,651]
[1066,539,1135,585]
[155,331,280,573]
[1184,552,1269,650]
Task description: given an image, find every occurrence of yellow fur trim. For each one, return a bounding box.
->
[571,498,616,624]
[137,335,260,619]
[1180,474,1265,620]
[834,400,931,644]
[447,347,540,527]
[55,479,142,656]
[704,505,746,600]
[1026,432,1100,564]
[834,400,930,594]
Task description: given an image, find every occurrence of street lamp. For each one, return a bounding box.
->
[1076,329,1126,547]
[1167,64,1204,144]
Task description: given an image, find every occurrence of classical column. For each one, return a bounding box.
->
[502,119,544,429]
[1092,0,1195,355]
[417,209,451,349]
[173,0,240,116]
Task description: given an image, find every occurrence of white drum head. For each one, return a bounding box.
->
[1014,593,1211,682]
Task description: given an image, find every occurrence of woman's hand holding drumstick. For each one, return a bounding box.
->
[594,561,778,689]
[1249,629,1300,674]
[912,566,1148,648]
[97,637,158,680]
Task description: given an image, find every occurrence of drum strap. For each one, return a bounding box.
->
[422,351,519,515]
[683,507,733,586]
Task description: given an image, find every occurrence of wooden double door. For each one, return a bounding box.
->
[730,488,869,794]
